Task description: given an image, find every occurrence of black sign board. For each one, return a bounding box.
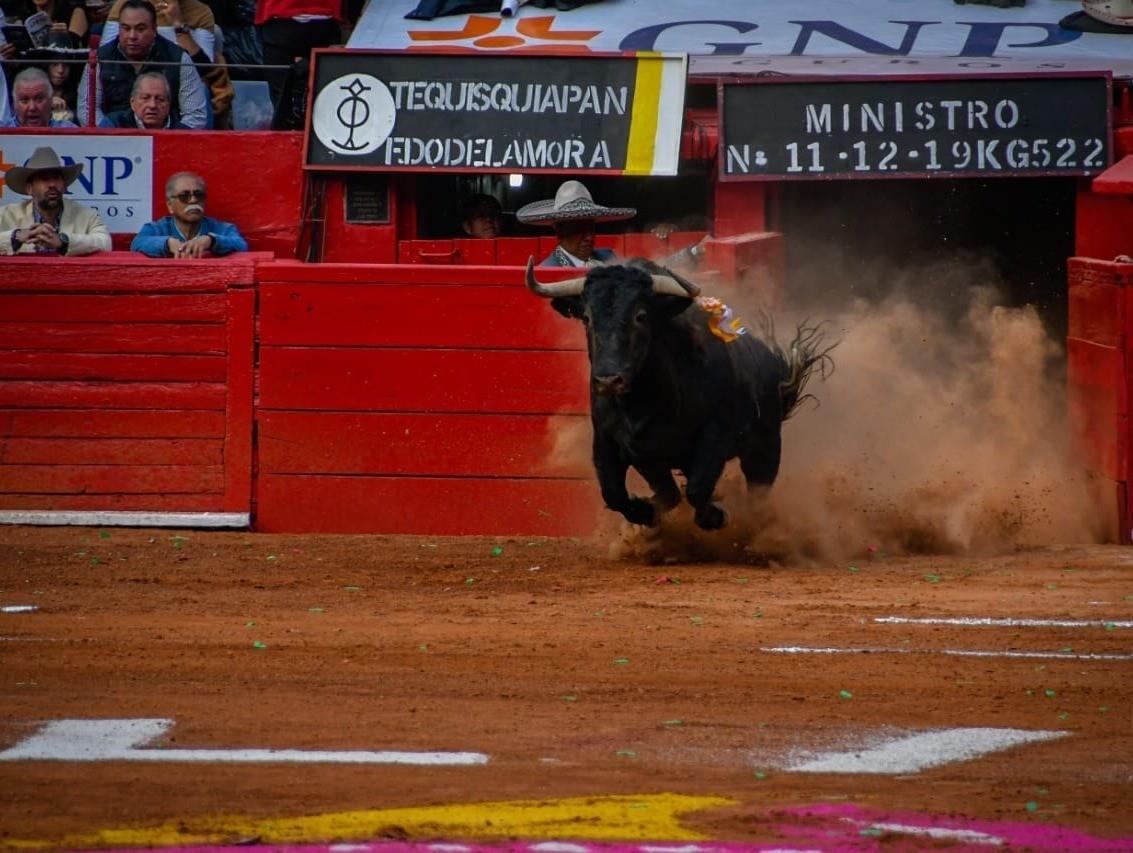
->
[305,50,686,175]
[720,74,1111,181]
[344,175,390,224]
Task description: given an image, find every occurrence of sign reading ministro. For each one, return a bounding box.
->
[306,51,686,176]
[720,74,1111,180]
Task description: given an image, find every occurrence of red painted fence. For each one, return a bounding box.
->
[0,253,257,517]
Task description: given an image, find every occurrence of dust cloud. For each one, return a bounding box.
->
[555,251,1111,564]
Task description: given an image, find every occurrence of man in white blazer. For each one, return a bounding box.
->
[0,147,112,256]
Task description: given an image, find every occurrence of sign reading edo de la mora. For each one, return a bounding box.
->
[0,135,153,233]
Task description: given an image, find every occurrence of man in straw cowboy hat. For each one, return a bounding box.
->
[517,180,635,268]
[0,146,111,255]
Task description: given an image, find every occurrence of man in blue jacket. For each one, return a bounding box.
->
[131,172,248,258]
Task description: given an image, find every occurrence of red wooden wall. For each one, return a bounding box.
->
[1068,257,1133,543]
[254,260,601,535]
[0,253,256,516]
[0,129,304,257]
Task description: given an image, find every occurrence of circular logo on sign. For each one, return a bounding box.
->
[312,74,395,156]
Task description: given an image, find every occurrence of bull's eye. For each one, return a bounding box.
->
[634,309,648,326]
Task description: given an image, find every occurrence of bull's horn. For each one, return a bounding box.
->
[526,256,586,298]
[656,267,702,297]
[651,273,701,298]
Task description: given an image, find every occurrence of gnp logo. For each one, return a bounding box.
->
[0,135,153,232]
[408,14,599,53]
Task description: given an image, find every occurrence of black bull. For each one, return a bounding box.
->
[527,258,833,530]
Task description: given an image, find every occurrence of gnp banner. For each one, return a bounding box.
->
[0,134,153,233]
[304,50,687,175]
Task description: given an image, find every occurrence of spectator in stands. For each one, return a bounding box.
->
[4,0,89,46]
[46,60,78,122]
[84,0,111,40]
[99,70,187,126]
[517,180,633,268]
[77,0,208,127]
[0,66,77,126]
[256,0,342,117]
[105,0,235,127]
[131,171,248,257]
[0,146,111,256]
[460,193,502,238]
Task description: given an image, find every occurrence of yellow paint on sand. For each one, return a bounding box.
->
[13,793,735,850]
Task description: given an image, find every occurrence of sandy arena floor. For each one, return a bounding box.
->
[1,525,1131,850]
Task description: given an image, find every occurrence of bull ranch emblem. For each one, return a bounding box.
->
[312,74,395,156]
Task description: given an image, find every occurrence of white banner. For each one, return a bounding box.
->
[349,0,1133,77]
[0,134,153,233]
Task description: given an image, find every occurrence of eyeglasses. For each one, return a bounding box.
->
[171,190,206,203]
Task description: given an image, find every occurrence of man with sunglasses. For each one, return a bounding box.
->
[130,171,248,258]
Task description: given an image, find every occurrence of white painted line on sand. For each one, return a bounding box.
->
[789,728,1066,774]
[0,510,249,528]
[0,719,489,766]
[842,818,1003,846]
[762,646,1133,661]
[875,616,1133,629]
[1,605,38,613]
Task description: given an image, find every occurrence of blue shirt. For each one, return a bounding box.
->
[0,116,78,128]
[131,215,249,257]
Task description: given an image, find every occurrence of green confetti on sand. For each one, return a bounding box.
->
[839,689,853,700]
[90,557,101,566]
[924,573,941,584]
[752,610,764,619]
[1025,801,1039,813]
[1058,712,1069,720]
[98,531,110,540]
[171,536,185,550]
[663,719,683,727]
[266,554,277,561]
[465,577,477,586]
[418,644,428,652]
[859,828,883,838]
[1104,622,1117,631]
[308,607,325,614]
[252,641,267,650]
[1045,689,1057,698]
[689,615,705,626]
[615,750,637,758]
[245,621,256,628]
[1060,647,1073,653]
[342,585,362,592]
[735,577,750,584]
[754,771,767,780]
[847,565,860,574]
[561,695,577,702]
[491,547,504,556]
[613,657,630,665]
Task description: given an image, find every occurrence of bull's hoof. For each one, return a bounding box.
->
[622,497,657,526]
[694,502,729,530]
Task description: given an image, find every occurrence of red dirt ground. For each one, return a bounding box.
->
[1,526,1132,848]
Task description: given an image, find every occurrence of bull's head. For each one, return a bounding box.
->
[526,258,701,397]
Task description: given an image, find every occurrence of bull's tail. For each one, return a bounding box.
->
[754,312,837,420]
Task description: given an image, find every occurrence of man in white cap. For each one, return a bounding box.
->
[1059,0,1133,31]
[517,180,636,268]
[0,146,112,255]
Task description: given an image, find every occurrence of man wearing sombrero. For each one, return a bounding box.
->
[517,180,635,268]
[0,146,111,256]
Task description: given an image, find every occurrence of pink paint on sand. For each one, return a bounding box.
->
[93,803,1133,853]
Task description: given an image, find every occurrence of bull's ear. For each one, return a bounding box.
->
[652,294,694,319]
[551,296,586,320]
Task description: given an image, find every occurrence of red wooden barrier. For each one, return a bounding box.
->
[254,261,599,535]
[0,253,258,523]
[1067,257,1133,543]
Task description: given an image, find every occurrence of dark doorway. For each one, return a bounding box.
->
[773,177,1078,339]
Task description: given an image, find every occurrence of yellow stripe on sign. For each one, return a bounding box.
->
[625,53,665,176]
[17,793,736,850]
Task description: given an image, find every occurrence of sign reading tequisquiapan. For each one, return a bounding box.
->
[720,74,1111,181]
[305,51,687,176]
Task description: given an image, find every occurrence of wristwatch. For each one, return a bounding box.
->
[57,233,70,255]
[173,23,190,34]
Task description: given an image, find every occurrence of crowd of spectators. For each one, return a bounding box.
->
[0,0,365,129]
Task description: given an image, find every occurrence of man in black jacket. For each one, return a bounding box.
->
[76,0,207,126]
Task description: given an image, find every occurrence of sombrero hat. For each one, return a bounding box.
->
[5,146,84,196]
[516,180,636,226]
